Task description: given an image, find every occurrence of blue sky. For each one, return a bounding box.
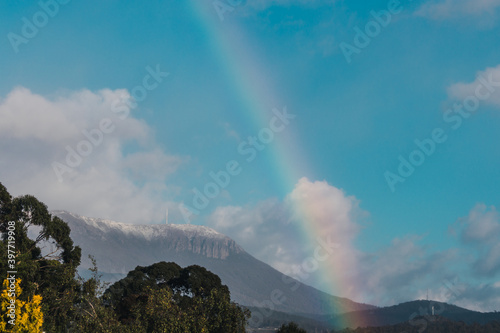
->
[1,0,500,311]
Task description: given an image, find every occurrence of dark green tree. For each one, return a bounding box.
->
[169,264,230,310]
[105,261,250,332]
[105,261,182,324]
[277,321,308,333]
[0,182,82,331]
[129,287,190,333]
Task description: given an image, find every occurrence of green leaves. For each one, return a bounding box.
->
[0,182,81,332]
[105,261,249,332]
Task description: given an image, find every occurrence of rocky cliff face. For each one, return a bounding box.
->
[52,210,243,273]
[155,227,242,259]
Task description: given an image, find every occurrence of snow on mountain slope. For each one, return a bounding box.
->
[54,210,228,242]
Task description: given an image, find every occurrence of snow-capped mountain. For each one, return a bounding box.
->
[53,210,374,316]
[55,210,242,261]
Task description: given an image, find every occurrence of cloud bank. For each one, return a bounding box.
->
[415,0,500,25]
[447,64,500,107]
[0,87,184,224]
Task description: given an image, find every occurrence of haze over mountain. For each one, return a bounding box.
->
[52,210,374,316]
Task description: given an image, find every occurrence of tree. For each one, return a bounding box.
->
[0,182,81,331]
[0,278,43,332]
[194,287,249,333]
[277,321,307,333]
[105,261,182,324]
[130,287,190,333]
[70,256,124,333]
[105,261,250,332]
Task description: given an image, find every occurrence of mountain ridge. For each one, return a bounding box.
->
[52,210,375,315]
[324,299,500,329]
[53,210,242,260]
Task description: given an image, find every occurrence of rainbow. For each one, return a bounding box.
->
[187,1,364,329]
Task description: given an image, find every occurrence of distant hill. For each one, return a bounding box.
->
[53,210,375,316]
[247,300,500,331]
[325,300,500,329]
[243,301,500,333]
[333,316,500,333]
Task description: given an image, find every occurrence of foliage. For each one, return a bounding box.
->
[105,261,250,332]
[0,278,43,332]
[277,321,308,333]
[70,256,125,333]
[129,287,190,333]
[0,182,81,332]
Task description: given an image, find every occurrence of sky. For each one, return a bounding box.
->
[1,0,500,312]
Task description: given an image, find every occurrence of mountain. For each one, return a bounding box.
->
[263,300,500,330]
[322,300,500,329]
[52,210,375,317]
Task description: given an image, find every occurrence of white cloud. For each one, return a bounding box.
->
[455,204,500,277]
[355,204,500,310]
[286,177,363,244]
[415,0,500,22]
[123,149,186,181]
[0,87,89,143]
[451,282,500,312]
[0,87,185,224]
[357,236,458,306]
[447,64,500,107]
[460,204,500,243]
[207,198,297,270]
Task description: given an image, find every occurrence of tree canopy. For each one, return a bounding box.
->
[0,182,81,331]
[277,321,308,333]
[105,261,250,332]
